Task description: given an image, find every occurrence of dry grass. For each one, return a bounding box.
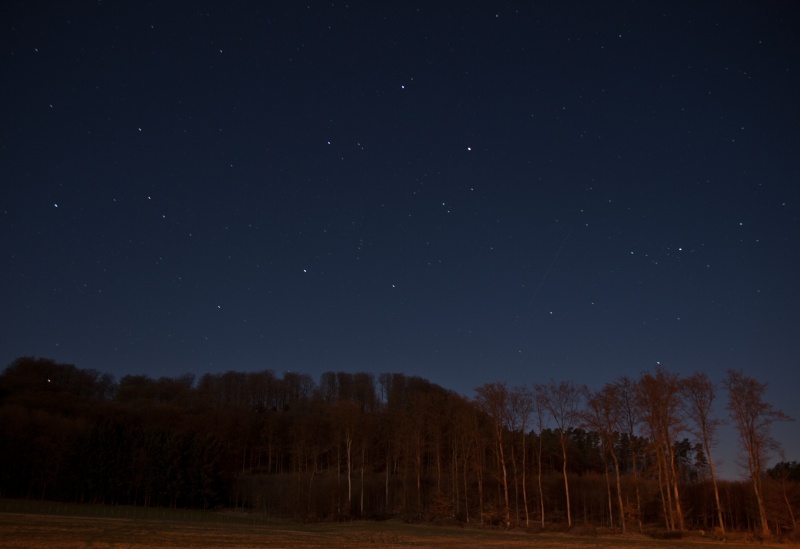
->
[1,512,796,548]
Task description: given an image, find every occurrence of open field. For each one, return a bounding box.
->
[1,512,797,549]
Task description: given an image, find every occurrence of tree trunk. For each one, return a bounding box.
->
[705,445,725,533]
[603,448,613,527]
[385,447,390,514]
[655,448,672,530]
[360,445,365,517]
[562,444,571,528]
[782,476,797,530]
[753,471,771,539]
[537,439,545,528]
[511,443,519,525]
[667,441,685,531]
[463,446,470,523]
[521,431,529,526]
[497,426,511,528]
[345,432,353,511]
[611,451,626,533]
[416,435,422,515]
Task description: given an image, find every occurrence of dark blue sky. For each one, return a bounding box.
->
[2,2,798,473]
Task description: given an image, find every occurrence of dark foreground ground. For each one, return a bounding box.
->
[2,512,797,549]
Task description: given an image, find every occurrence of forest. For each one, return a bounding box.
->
[0,357,797,540]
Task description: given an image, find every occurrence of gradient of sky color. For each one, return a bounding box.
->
[2,2,798,475]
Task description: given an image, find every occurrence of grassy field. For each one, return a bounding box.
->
[0,503,795,548]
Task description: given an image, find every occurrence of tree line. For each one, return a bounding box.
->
[0,357,796,539]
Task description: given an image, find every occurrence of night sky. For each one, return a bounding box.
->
[2,2,799,473]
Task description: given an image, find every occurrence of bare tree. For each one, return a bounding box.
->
[469,406,486,524]
[583,383,626,532]
[509,385,534,526]
[614,375,643,532]
[537,380,588,528]
[332,400,360,514]
[680,372,725,533]
[474,382,512,528]
[636,366,685,531]
[724,369,794,540]
[532,384,548,528]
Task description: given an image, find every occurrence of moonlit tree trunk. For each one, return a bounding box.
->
[453,402,474,523]
[510,444,519,524]
[538,380,588,529]
[499,431,510,528]
[655,450,671,529]
[510,386,533,527]
[724,369,793,540]
[345,431,353,509]
[475,382,511,528]
[601,441,613,526]
[680,372,725,533]
[636,367,685,531]
[360,444,366,517]
[533,386,547,528]
[385,444,390,513]
[333,400,360,516]
[463,447,470,523]
[667,442,685,531]
[470,408,485,525]
[615,376,643,532]
[561,444,571,526]
[611,441,624,532]
[582,383,627,533]
[773,456,798,530]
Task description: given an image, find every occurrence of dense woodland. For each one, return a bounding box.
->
[1,357,797,539]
